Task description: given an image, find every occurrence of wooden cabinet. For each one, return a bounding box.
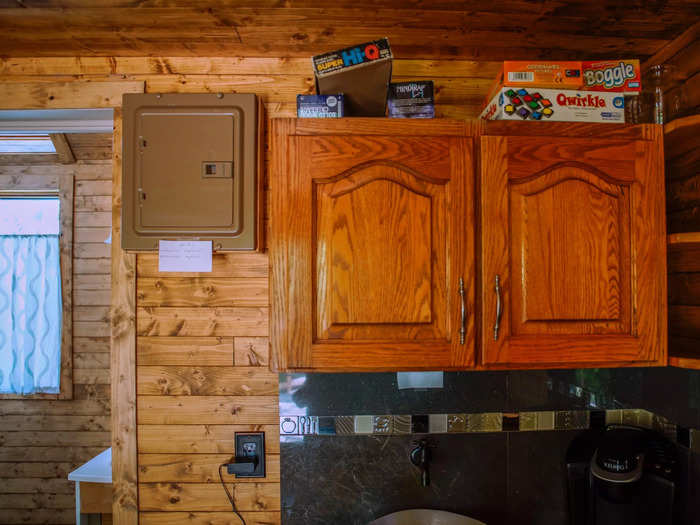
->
[271,120,667,372]
[270,119,476,371]
[479,123,667,368]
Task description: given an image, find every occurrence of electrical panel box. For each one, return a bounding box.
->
[122,93,261,251]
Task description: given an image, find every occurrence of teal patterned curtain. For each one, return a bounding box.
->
[0,234,62,394]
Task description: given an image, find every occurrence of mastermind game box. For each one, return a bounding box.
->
[481,87,626,123]
[387,81,435,118]
[296,94,344,118]
[312,38,392,116]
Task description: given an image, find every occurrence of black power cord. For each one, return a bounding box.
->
[219,462,247,525]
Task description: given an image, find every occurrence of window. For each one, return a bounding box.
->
[0,135,56,154]
[0,175,73,398]
[0,197,61,394]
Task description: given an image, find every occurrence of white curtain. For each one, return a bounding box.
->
[0,235,62,394]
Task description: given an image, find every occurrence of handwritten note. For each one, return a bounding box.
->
[158,240,213,273]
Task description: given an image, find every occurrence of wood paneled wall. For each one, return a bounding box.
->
[135,252,280,525]
[655,22,700,366]
[0,20,693,519]
[0,160,112,525]
[0,57,501,120]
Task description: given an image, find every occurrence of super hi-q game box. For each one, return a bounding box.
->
[312,38,392,116]
[480,86,625,123]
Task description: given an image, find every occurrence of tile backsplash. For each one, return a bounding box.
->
[279,368,700,525]
[279,367,700,428]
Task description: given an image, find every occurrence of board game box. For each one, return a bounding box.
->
[481,87,625,123]
[485,61,641,105]
[297,94,344,118]
[312,38,392,117]
[387,81,435,118]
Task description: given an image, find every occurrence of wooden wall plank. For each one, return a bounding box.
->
[669,305,700,339]
[0,493,75,510]
[0,81,144,109]
[137,337,234,366]
[0,56,501,78]
[137,367,278,396]
[137,454,280,483]
[0,431,111,447]
[0,447,106,463]
[137,396,278,425]
[0,399,108,415]
[74,368,111,385]
[139,482,280,512]
[137,425,280,455]
[1,415,110,432]
[0,463,75,479]
[137,307,269,337]
[0,508,75,524]
[137,277,269,307]
[140,511,281,525]
[669,272,700,305]
[668,244,700,273]
[0,478,75,495]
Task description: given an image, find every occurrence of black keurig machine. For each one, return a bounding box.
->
[566,425,677,525]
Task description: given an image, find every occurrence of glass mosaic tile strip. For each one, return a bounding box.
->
[280,409,693,439]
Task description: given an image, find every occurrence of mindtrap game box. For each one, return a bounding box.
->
[387,81,435,118]
[480,87,626,123]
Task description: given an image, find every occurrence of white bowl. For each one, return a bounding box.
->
[369,509,486,525]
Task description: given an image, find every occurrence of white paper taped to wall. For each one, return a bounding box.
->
[397,372,444,390]
[158,240,212,272]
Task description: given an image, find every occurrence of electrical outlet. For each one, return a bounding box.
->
[232,432,265,478]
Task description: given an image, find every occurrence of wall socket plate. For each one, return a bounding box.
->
[233,432,265,478]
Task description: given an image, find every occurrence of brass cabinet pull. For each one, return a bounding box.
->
[459,277,466,345]
[494,274,502,341]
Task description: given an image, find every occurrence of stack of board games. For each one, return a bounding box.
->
[481,60,640,123]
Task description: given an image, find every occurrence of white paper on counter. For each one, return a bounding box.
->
[158,240,212,272]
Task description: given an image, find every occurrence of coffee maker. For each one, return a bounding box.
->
[566,424,677,525]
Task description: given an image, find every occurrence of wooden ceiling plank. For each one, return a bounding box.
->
[49,133,76,164]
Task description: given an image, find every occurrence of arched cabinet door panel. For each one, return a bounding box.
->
[480,132,666,368]
[271,120,475,371]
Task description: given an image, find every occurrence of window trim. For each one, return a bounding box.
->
[0,173,74,399]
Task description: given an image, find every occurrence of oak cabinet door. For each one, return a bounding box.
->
[480,134,666,367]
[271,122,474,371]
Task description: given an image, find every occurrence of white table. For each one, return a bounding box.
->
[68,448,112,525]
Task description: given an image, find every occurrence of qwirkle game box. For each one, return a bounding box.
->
[480,87,626,123]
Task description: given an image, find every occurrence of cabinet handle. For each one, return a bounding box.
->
[458,277,466,345]
[494,275,502,341]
